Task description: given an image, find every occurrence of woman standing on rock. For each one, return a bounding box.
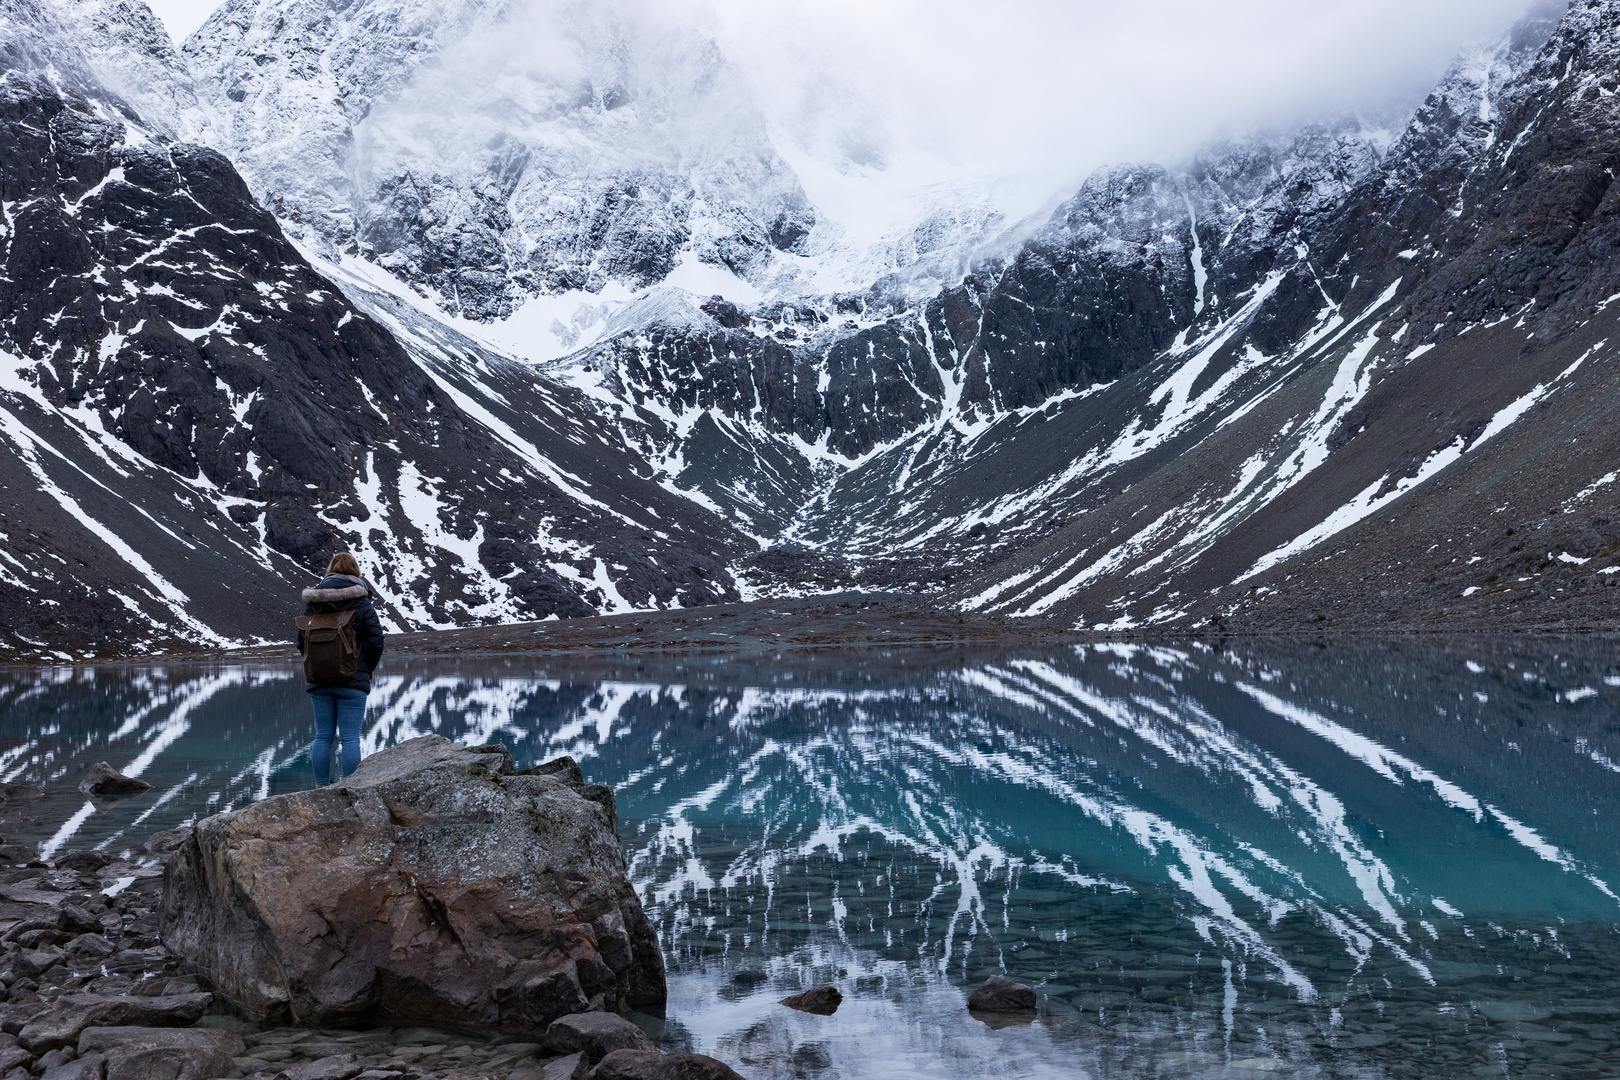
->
[295,552,385,785]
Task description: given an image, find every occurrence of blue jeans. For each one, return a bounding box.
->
[309,688,366,785]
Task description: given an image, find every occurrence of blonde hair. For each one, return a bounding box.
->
[326,552,361,578]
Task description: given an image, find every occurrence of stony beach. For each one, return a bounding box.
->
[0,741,749,1080]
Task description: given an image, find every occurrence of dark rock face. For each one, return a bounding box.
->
[966,976,1036,1013]
[158,736,665,1032]
[76,765,150,798]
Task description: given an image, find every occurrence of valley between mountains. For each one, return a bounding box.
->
[4,0,1620,659]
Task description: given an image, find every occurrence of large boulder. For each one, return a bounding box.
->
[158,737,665,1032]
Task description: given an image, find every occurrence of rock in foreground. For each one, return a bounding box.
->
[78,1026,244,1080]
[159,736,665,1032]
[17,993,213,1052]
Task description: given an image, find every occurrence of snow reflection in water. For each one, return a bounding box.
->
[3,640,1619,1079]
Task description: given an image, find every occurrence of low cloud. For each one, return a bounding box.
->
[150,0,1541,229]
[703,0,1539,193]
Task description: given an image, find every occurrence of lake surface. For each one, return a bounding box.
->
[3,639,1619,1079]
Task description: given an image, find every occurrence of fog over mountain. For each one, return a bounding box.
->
[146,0,1538,249]
[148,1,1537,166]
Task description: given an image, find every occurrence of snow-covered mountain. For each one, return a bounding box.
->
[0,0,211,140]
[7,0,1620,657]
[0,0,763,656]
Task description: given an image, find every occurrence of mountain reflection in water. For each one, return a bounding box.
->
[3,640,1618,1078]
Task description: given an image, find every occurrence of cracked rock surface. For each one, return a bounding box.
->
[159,737,664,1032]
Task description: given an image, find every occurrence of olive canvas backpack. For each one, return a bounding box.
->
[295,606,360,685]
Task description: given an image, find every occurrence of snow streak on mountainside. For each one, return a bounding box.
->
[819,0,1620,632]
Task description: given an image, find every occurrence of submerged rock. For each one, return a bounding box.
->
[0,843,38,865]
[54,850,115,875]
[77,764,152,799]
[586,1050,746,1080]
[966,976,1036,1013]
[533,1052,588,1080]
[779,986,841,1015]
[158,736,665,1032]
[0,783,43,809]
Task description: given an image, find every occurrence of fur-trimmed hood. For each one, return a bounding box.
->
[301,574,374,605]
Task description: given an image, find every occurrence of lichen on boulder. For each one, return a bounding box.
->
[157,736,665,1032]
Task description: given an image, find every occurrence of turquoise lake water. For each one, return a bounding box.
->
[2,639,1618,1078]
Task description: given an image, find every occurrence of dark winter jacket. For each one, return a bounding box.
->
[297,574,386,693]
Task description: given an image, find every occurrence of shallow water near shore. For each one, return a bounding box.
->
[3,639,1619,1079]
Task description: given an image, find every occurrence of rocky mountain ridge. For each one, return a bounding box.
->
[181,0,824,321]
[5,0,1620,655]
[0,3,752,655]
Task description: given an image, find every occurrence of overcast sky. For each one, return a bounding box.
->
[148,0,1543,201]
